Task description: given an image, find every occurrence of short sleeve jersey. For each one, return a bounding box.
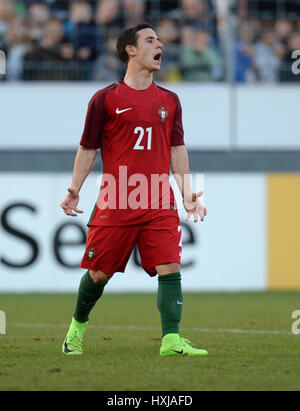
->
[80,80,185,226]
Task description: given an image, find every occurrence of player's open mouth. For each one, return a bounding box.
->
[154,53,162,63]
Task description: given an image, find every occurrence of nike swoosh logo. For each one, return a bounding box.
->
[64,342,74,353]
[171,349,184,355]
[116,107,132,114]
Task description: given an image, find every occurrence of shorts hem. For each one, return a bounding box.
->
[80,263,125,276]
[143,258,181,277]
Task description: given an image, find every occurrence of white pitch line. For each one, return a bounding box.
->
[10,323,293,335]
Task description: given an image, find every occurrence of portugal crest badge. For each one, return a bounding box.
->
[86,247,97,262]
[158,106,168,123]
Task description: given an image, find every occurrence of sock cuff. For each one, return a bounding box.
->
[158,272,181,282]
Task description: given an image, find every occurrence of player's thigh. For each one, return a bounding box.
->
[137,215,182,276]
[80,225,139,275]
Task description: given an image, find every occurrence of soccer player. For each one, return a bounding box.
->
[61,23,208,357]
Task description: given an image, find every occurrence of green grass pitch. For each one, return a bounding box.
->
[0,291,300,391]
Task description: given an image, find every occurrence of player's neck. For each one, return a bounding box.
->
[123,67,153,91]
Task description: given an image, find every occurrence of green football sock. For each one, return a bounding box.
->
[73,271,106,323]
[157,272,183,337]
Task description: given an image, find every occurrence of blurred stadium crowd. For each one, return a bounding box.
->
[0,0,300,82]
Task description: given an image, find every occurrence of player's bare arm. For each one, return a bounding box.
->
[60,145,97,216]
[171,145,207,223]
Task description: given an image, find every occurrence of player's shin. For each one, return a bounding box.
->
[73,270,107,323]
[156,272,182,337]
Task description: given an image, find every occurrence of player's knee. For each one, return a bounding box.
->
[90,270,113,285]
[156,262,181,275]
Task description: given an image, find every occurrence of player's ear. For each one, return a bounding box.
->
[125,44,137,59]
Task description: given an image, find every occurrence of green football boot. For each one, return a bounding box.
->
[159,333,208,357]
[62,317,88,355]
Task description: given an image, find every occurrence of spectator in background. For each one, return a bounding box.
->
[122,0,145,28]
[180,24,194,48]
[27,1,51,45]
[26,17,65,58]
[180,0,215,34]
[95,0,123,32]
[279,31,300,82]
[179,26,222,81]
[155,18,181,82]
[58,41,82,81]
[253,29,284,83]
[0,0,16,44]
[3,16,30,80]
[235,21,255,83]
[92,29,123,81]
[181,0,207,22]
[274,18,293,46]
[23,17,65,80]
[67,1,98,63]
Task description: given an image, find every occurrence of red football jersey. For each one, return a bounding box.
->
[80,80,185,226]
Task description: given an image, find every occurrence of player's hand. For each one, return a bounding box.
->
[184,191,207,223]
[60,188,84,217]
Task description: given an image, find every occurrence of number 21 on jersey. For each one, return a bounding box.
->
[133,126,152,150]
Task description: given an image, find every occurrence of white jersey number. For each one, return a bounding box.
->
[133,126,152,150]
[178,225,182,248]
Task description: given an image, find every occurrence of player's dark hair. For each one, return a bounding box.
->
[116,23,155,65]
